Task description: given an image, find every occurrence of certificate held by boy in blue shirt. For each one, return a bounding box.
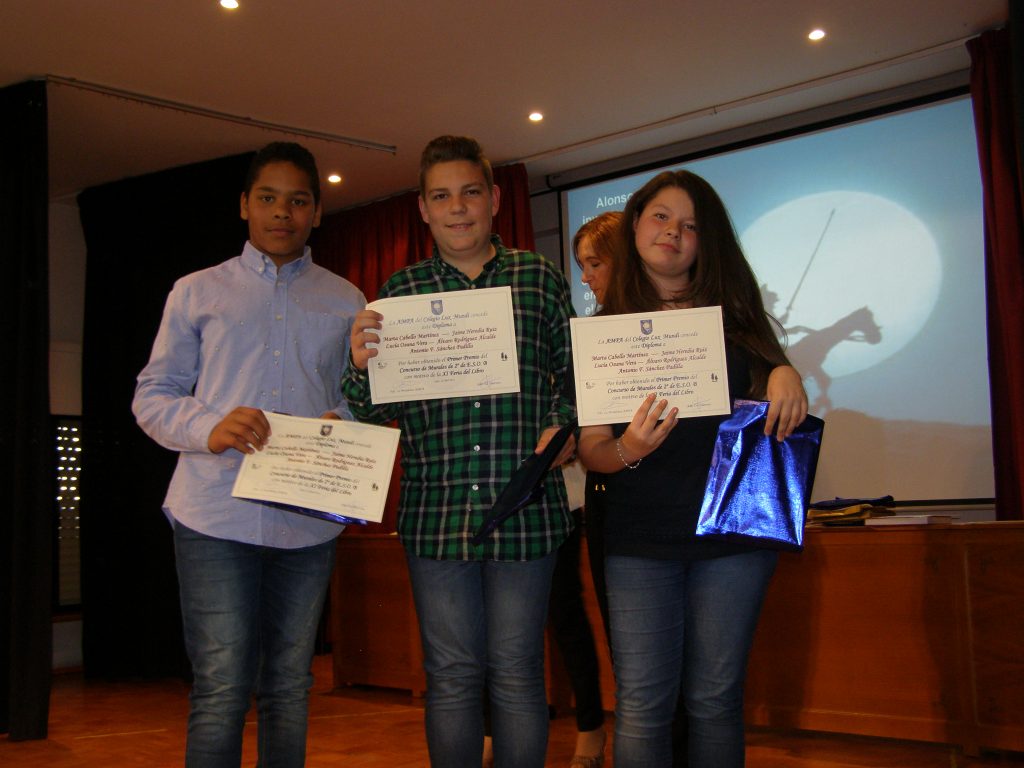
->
[231,412,400,524]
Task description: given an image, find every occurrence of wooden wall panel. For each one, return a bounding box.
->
[329,523,1024,753]
[962,538,1024,750]
[330,535,425,695]
[745,529,965,743]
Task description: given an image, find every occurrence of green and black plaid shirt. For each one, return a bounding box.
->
[342,236,575,561]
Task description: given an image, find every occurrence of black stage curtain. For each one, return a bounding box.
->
[0,80,52,740]
[78,153,252,678]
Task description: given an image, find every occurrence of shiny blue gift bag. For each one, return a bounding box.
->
[696,399,824,552]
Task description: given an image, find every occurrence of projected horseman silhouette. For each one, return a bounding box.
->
[760,208,883,414]
[784,307,882,412]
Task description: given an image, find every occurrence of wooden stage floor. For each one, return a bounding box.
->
[2,654,1023,767]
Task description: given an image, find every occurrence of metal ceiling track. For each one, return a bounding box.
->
[44,74,396,155]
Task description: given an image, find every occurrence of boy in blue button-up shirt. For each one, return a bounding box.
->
[133,142,364,766]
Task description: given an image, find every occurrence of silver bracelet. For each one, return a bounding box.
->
[615,438,642,470]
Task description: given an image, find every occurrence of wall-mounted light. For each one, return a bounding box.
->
[808,28,826,41]
[528,112,544,123]
[327,174,342,184]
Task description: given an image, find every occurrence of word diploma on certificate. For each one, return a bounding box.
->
[366,286,520,404]
[231,412,400,525]
[571,306,730,427]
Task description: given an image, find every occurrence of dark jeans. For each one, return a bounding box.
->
[407,551,557,768]
[173,522,336,768]
[607,550,778,768]
[548,508,605,732]
[587,474,690,765]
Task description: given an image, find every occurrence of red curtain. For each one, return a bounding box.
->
[492,163,537,253]
[968,25,1024,520]
[312,189,427,303]
[311,163,536,531]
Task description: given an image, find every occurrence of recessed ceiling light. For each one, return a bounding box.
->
[220,0,239,9]
[808,28,826,41]
[528,112,544,123]
[327,174,342,184]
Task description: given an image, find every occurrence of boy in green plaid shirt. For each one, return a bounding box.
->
[342,135,575,767]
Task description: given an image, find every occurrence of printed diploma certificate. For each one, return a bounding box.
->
[366,287,520,404]
[570,306,730,427]
[231,412,400,524]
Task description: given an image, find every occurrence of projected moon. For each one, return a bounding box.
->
[742,191,941,383]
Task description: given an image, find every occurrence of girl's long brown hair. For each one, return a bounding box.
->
[601,170,789,397]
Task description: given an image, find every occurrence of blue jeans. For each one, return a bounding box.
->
[607,550,778,768]
[174,522,336,768]
[405,551,557,768]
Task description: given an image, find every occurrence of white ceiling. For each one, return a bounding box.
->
[1,0,1007,213]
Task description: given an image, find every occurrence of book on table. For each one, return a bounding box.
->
[864,514,956,526]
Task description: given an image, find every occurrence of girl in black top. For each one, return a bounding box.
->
[578,171,807,768]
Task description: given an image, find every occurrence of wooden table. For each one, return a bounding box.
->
[330,523,1024,754]
[745,522,1024,755]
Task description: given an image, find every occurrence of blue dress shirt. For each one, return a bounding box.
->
[133,242,366,548]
